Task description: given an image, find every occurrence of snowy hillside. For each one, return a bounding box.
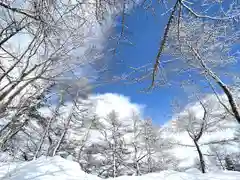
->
[1,156,240,180]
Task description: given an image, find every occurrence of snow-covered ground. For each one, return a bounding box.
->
[0,156,239,180]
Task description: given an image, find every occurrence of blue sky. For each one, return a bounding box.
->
[94,3,189,124]
[94,1,240,124]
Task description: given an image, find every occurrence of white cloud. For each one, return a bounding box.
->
[90,93,145,121]
[39,93,145,127]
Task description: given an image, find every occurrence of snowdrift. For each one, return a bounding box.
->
[0,156,240,180]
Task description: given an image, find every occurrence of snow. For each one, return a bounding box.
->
[0,156,240,180]
[0,156,94,180]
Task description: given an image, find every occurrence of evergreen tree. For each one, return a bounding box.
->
[225,155,235,171]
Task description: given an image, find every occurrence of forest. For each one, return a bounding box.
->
[0,0,240,179]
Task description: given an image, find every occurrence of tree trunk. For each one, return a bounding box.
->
[34,99,62,159]
[113,152,116,178]
[191,46,240,124]
[193,140,206,173]
[214,80,240,123]
[52,108,72,156]
[34,117,53,159]
[133,144,141,176]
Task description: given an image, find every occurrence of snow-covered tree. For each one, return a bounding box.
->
[96,110,131,178]
[129,111,143,176]
[165,15,240,124]
[175,99,211,173]
[0,0,111,158]
[140,118,159,173]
